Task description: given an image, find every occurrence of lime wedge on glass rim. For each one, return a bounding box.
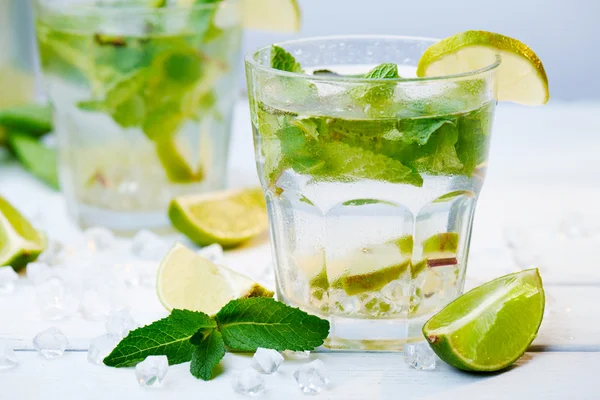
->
[0,195,46,270]
[157,243,273,314]
[169,187,268,248]
[423,268,545,372]
[417,30,549,105]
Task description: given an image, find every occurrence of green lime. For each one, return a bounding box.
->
[157,243,273,314]
[169,187,268,248]
[417,31,549,105]
[0,195,46,270]
[423,268,545,371]
[241,0,300,33]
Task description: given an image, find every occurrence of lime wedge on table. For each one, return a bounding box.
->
[157,243,273,314]
[0,196,46,270]
[417,31,549,105]
[240,0,300,32]
[169,187,268,248]
[423,268,545,371]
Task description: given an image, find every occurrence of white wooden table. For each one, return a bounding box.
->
[1,101,599,399]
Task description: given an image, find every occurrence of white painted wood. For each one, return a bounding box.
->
[1,351,596,400]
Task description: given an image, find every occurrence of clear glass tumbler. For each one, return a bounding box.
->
[34,0,242,233]
[245,36,499,350]
[0,0,37,109]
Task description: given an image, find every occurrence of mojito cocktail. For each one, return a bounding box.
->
[246,36,499,350]
[35,0,241,233]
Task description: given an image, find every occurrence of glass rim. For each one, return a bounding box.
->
[245,34,501,84]
[34,0,221,16]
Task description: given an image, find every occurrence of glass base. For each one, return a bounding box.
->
[74,204,175,236]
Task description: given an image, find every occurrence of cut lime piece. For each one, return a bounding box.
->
[423,232,459,259]
[0,195,46,270]
[241,0,300,33]
[169,187,268,248]
[157,243,273,314]
[423,268,545,371]
[417,31,549,105]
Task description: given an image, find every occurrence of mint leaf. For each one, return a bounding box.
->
[271,45,303,73]
[396,118,454,146]
[364,63,399,79]
[0,104,53,137]
[104,310,216,367]
[215,297,330,351]
[411,122,464,174]
[8,132,59,190]
[189,330,226,381]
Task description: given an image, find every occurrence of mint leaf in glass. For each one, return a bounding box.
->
[215,297,330,351]
[270,45,303,73]
[395,118,454,146]
[410,121,464,175]
[0,104,53,137]
[351,63,400,111]
[189,329,226,381]
[364,63,399,79]
[8,132,59,190]
[104,309,216,367]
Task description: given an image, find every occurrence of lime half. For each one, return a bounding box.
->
[423,268,545,371]
[157,243,273,314]
[0,196,46,270]
[241,0,300,32]
[169,187,268,248]
[417,31,549,105]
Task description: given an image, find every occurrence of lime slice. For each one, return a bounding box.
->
[423,268,545,371]
[169,187,268,248]
[0,196,46,270]
[240,0,300,33]
[157,243,273,314]
[417,31,549,105]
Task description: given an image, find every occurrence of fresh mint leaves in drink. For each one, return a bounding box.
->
[270,45,303,73]
[104,298,330,381]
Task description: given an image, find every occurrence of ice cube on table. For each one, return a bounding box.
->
[283,350,311,359]
[26,262,54,286]
[0,267,19,295]
[80,288,112,321]
[131,230,169,260]
[136,356,169,387]
[37,240,68,266]
[105,309,138,338]
[252,348,284,374]
[404,341,437,371]
[84,227,116,252]
[35,278,79,320]
[293,359,330,395]
[88,334,120,365]
[0,340,18,371]
[231,368,266,396]
[197,244,225,265]
[33,327,69,359]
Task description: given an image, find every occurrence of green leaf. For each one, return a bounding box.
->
[189,329,226,381]
[396,118,454,146]
[270,45,303,73]
[8,132,59,190]
[411,121,464,175]
[215,297,330,352]
[364,63,399,79]
[0,104,53,137]
[104,309,216,367]
[351,63,400,111]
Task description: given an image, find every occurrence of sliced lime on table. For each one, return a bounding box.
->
[241,0,300,32]
[423,268,545,371]
[0,196,46,270]
[157,243,273,314]
[169,187,268,248]
[417,31,549,105]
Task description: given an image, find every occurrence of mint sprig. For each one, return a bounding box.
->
[104,298,330,381]
[271,45,303,73]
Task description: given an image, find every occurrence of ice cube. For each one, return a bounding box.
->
[35,278,79,320]
[197,244,225,265]
[87,334,119,365]
[282,350,311,359]
[135,355,169,387]
[0,267,19,295]
[26,262,54,286]
[84,227,116,252]
[404,341,437,371]
[231,368,266,396]
[33,327,69,359]
[252,348,284,374]
[0,340,18,370]
[112,261,140,287]
[105,309,138,338]
[37,240,68,266]
[131,230,169,260]
[80,288,112,321]
[293,359,330,394]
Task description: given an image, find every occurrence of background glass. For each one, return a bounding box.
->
[246,36,498,350]
[35,0,242,234]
